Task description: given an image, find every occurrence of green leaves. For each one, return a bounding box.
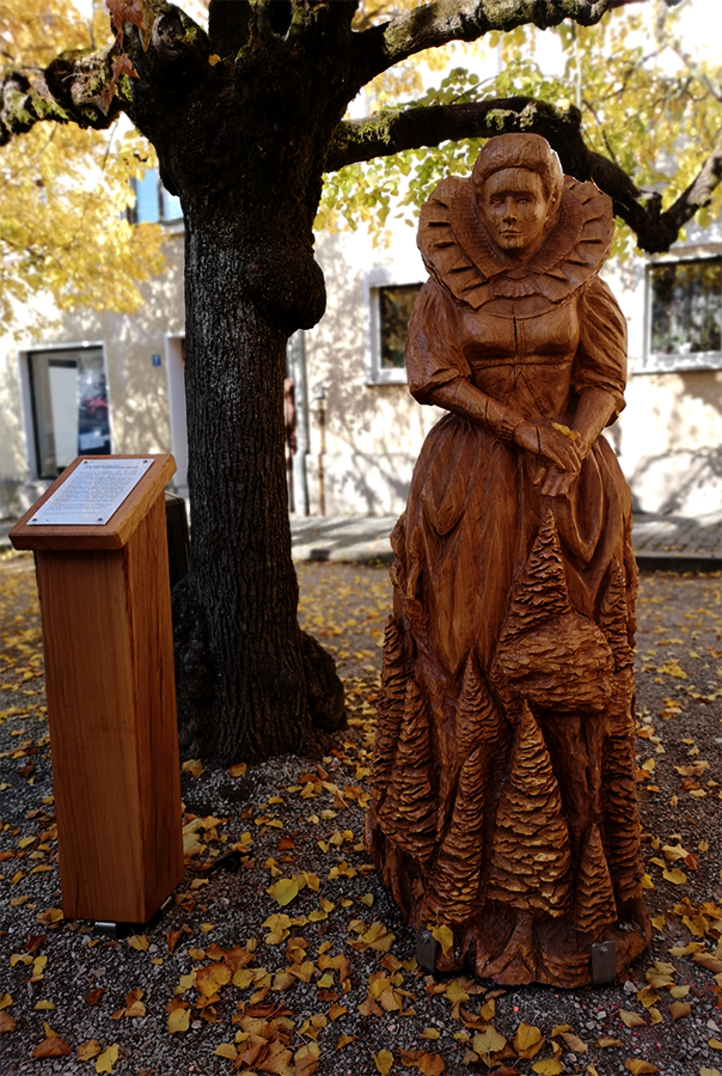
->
[321,5,722,257]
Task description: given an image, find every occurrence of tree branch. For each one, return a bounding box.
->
[325,95,722,253]
[0,50,126,147]
[349,0,644,91]
[0,1,213,150]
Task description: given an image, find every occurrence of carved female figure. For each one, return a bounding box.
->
[366,134,650,987]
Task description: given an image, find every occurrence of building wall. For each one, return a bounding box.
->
[1,213,720,522]
[303,225,441,516]
[0,231,185,517]
[303,223,722,518]
[605,232,722,517]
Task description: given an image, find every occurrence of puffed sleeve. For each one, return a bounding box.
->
[405,279,472,404]
[573,276,628,423]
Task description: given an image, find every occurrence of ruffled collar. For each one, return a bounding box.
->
[417,174,614,319]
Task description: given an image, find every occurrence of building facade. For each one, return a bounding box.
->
[1,174,721,523]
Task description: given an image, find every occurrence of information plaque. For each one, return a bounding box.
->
[29,457,153,526]
[9,455,184,924]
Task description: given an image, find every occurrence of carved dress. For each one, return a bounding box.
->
[366,174,650,987]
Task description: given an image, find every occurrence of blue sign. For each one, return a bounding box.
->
[152,354,162,368]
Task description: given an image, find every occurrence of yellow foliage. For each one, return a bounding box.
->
[0,0,166,337]
[323,4,722,257]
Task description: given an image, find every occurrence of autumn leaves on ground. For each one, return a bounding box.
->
[0,554,721,1076]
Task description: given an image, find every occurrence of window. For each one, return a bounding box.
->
[26,347,111,479]
[647,257,722,372]
[128,170,182,225]
[367,280,423,383]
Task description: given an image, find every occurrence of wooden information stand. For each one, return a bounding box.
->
[10,455,184,924]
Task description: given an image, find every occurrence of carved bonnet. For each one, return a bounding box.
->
[418,133,615,317]
[471,133,565,211]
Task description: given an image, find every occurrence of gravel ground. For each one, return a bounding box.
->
[0,553,720,1076]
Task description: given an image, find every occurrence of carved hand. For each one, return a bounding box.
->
[514,422,585,472]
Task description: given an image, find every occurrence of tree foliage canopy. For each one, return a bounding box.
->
[0,0,165,335]
[2,0,718,288]
[321,0,722,257]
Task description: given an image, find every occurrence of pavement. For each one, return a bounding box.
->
[2,508,720,571]
[289,510,722,571]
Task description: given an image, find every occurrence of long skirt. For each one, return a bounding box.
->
[366,415,650,986]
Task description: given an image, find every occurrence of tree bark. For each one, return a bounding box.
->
[173,218,344,761]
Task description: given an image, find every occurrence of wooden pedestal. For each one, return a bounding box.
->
[10,456,184,924]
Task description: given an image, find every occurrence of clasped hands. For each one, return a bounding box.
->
[513,419,589,497]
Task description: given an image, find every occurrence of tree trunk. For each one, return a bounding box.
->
[172,215,345,762]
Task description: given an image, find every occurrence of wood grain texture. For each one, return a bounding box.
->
[367,135,650,987]
[21,462,183,923]
[9,454,176,551]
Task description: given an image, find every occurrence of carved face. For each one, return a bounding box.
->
[479,168,553,257]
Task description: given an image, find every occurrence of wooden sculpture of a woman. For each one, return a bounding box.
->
[366,133,650,987]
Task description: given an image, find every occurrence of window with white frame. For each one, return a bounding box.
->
[367,280,423,383]
[647,257,722,372]
[25,346,111,479]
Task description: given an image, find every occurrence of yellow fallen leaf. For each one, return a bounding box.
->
[196,963,231,997]
[624,1062,659,1075]
[641,873,655,890]
[650,915,665,931]
[473,1028,506,1057]
[669,1001,692,1020]
[430,924,454,956]
[0,1011,17,1033]
[33,1000,55,1011]
[36,907,63,926]
[422,1028,440,1040]
[637,985,660,1007]
[596,1037,623,1048]
[445,981,470,1005]
[295,1041,320,1076]
[181,758,204,778]
[514,1022,544,1059]
[663,868,687,885]
[709,1039,722,1051]
[0,995,12,1011]
[228,762,247,777]
[700,1068,722,1076]
[268,877,300,907]
[418,1053,445,1076]
[167,1007,190,1033]
[560,1032,587,1053]
[620,1010,646,1028]
[375,1049,394,1074]
[532,1061,563,1076]
[694,952,722,973]
[32,1032,71,1058]
[127,934,149,951]
[214,1043,238,1059]
[95,1044,119,1074]
[77,1040,101,1061]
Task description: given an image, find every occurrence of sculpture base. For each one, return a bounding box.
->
[367,810,651,989]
